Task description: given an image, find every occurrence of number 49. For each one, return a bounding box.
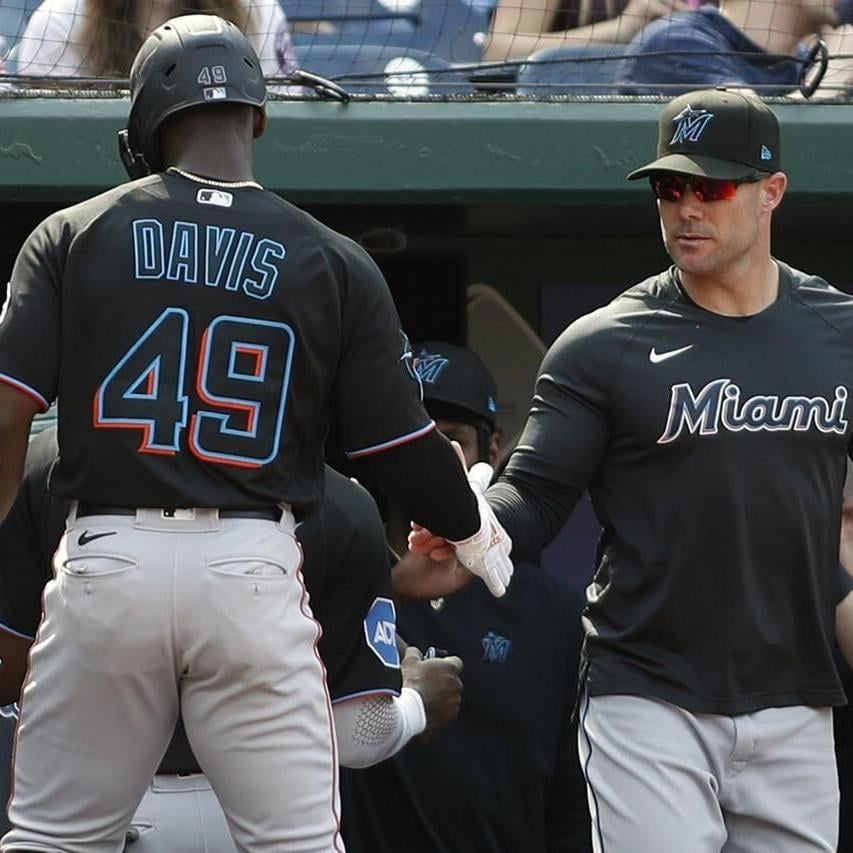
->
[198,65,227,85]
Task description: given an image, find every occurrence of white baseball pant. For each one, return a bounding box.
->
[578,691,838,853]
[2,506,343,853]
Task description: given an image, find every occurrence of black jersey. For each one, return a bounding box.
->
[504,263,853,715]
[0,172,431,513]
[0,429,400,773]
[340,568,590,853]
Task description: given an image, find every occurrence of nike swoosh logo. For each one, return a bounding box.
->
[649,345,694,364]
[77,530,117,547]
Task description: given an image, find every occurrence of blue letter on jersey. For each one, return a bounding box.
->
[133,220,165,279]
[364,597,400,669]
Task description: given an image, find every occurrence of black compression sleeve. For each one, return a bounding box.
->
[361,429,480,541]
[488,469,582,563]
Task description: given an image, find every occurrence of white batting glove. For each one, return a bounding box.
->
[449,462,513,598]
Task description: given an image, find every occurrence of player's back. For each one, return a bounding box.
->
[17,171,418,513]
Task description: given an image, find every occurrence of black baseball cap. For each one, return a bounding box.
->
[627,89,781,181]
[412,342,498,428]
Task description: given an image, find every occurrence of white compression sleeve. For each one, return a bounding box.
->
[333,687,427,769]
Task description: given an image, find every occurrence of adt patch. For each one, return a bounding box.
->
[364,597,400,669]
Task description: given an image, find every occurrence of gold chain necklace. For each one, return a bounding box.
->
[167,167,263,190]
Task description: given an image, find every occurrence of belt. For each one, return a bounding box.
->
[77,504,281,521]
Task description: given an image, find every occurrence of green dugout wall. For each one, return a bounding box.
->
[2,98,853,339]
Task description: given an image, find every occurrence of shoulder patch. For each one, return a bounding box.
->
[364,597,400,669]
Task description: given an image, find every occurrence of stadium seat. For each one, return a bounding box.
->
[282,0,420,23]
[515,42,640,95]
[285,0,492,64]
[404,0,492,64]
[294,42,475,94]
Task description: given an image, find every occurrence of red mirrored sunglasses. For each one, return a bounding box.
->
[650,173,764,203]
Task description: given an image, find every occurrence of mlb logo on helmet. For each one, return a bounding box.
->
[364,597,400,668]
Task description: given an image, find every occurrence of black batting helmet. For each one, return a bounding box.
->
[118,14,267,180]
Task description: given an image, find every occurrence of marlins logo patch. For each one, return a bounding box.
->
[481,631,511,663]
[364,597,400,668]
[399,331,423,399]
[670,106,714,145]
[413,349,449,385]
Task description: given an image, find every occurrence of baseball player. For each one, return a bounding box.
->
[0,14,510,851]
[341,342,592,853]
[0,425,464,849]
[413,89,853,852]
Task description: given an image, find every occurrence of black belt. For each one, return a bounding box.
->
[77,504,281,521]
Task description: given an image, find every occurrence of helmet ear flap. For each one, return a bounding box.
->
[117,129,151,180]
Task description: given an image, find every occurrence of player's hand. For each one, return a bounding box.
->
[408,524,455,561]
[392,549,475,602]
[449,462,513,598]
[401,645,463,735]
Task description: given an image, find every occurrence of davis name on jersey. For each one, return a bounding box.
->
[132,219,286,299]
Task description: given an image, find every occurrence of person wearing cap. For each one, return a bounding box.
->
[411,90,853,851]
[340,341,591,853]
[615,0,852,97]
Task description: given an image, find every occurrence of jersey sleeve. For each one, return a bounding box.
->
[309,472,402,702]
[504,314,612,493]
[0,216,65,410]
[330,243,433,459]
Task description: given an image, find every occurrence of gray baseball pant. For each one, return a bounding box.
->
[2,507,343,853]
[578,691,838,853]
[127,773,236,852]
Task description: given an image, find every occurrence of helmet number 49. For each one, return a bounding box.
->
[198,66,228,85]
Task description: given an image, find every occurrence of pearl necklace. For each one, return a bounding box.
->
[167,167,263,190]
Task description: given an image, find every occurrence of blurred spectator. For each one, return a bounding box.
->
[617,0,850,96]
[340,342,591,853]
[483,0,690,63]
[15,0,295,77]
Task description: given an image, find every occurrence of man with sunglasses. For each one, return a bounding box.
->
[412,88,852,851]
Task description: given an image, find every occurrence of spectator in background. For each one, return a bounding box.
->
[482,0,690,63]
[617,0,853,96]
[16,0,295,77]
[341,342,591,853]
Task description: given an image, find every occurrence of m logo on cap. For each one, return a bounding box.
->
[413,351,450,385]
[670,106,714,145]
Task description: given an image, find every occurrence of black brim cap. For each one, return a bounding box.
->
[627,88,781,181]
[412,341,498,428]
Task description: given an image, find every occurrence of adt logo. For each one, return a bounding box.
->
[364,597,400,669]
[481,631,511,663]
[670,106,714,145]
